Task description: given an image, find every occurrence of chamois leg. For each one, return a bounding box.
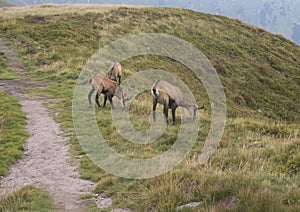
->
[152,97,158,122]
[109,97,114,110]
[95,92,101,109]
[118,76,121,85]
[171,107,176,124]
[88,88,95,106]
[171,103,178,124]
[163,104,169,125]
[103,96,108,107]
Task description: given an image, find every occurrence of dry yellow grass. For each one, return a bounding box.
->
[0,4,146,19]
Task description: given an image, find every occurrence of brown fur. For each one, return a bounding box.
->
[152,88,178,124]
[88,74,125,109]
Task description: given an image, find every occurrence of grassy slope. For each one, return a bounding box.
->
[1,6,299,121]
[0,0,13,7]
[0,5,299,211]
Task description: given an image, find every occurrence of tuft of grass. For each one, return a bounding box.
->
[0,186,54,211]
[273,141,300,174]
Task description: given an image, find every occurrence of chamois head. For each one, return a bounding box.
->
[115,86,125,108]
[115,86,131,109]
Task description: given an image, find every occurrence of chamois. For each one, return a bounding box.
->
[151,80,204,124]
[107,62,122,85]
[88,74,125,109]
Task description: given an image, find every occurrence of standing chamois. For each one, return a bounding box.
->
[88,74,125,109]
[107,62,122,85]
[151,80,204,124]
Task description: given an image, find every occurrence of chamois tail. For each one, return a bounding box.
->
[151,80,161,97]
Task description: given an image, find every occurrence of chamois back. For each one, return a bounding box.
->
[152,80,184,105]
[88,74,125,109]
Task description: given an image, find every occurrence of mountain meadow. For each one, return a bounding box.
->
[0,4,299,211]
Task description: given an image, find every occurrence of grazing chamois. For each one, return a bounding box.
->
[88,74,125,109]
[151,80,204,124]
[107,62,122,85]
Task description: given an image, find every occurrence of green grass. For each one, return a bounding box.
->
[0,186,54,211]
[0,51,19,80]
[0,90,28,176]
[0,5,299,211]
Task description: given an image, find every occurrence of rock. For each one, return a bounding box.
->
[95,194,113,209]
[176,202,203,210]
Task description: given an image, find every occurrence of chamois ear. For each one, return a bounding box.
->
[198,105,205,110]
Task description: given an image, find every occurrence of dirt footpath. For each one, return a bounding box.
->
[0,41,95,211]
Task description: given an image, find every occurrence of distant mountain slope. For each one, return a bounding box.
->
[5,0,300,45]
[196,0,300,45]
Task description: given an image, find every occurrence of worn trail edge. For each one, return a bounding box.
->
[0,40,96,211]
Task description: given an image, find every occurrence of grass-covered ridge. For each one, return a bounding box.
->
[0,5,299,211]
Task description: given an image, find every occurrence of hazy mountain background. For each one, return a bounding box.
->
[3,0,300,45]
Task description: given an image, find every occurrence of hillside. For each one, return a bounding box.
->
[3,0,300,45]
[0,5,299,211]
[0,5,299,122]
